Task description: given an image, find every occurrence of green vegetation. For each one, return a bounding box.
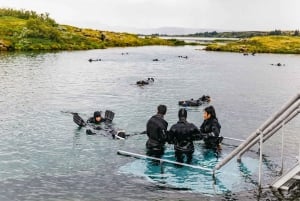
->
[2,9,299,54]
[169,29,300,54]
[205,36,300,54]
[0,8,186,51]
[183,30,300,38]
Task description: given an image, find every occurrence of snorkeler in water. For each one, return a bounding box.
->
[72,110,125,139]
[87,111,106,124]
[136,77,155,86]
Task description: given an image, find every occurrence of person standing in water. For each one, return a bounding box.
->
[168,108,201,164]
[199,106,222,150]
[146,105,168,158]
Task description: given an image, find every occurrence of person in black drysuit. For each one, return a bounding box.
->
[168,108,201,164]
[136,77,155,86]
[199,95,211,103]
[87,111,106,124]
[85,111,125,138]
[199,106,222,150]
[146,105,168,158]
[85,111,107,134]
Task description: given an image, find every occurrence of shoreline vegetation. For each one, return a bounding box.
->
[0,8,186,51]
[205,35,300,54]
[1,8,300,54]
[161,30,300,54]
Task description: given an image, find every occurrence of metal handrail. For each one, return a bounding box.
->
[213,93,300,175]
[263,108,299,143]
[237,101,300,160]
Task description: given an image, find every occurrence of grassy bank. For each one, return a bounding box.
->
[205,36,300,54]
[0,8,186,51]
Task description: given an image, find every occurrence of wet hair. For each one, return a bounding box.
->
[204,105,217,120]
[157,105,167,115]
[178,108,187,119]
[94,111,101,118]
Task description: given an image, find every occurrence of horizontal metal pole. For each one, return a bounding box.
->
[214,129,260,171]
[223,136,245,142]
[117,150,213,172]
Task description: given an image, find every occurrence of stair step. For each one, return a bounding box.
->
[272,164,300,189]
[280,185,289,191]
[293,174,300,180]
[279,179,299,191]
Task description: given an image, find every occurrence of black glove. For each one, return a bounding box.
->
[86,129,96,135]
[94,126,102,130]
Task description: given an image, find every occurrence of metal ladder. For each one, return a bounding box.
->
[213,93,300,190]
[272,163,300,190]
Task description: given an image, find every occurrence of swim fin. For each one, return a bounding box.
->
[105,110,115,122]
[73,113,87,127]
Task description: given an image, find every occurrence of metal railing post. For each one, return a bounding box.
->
[258,130,263,188]
[280,123,285,174]
[299,136,300,163]
[160,160,164,174]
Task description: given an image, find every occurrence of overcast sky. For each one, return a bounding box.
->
[1,0,300,32]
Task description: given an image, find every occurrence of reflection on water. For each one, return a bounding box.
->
[0,46,300,200]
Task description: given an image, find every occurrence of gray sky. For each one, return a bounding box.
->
[1,0,300,32]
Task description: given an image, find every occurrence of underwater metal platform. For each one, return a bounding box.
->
[272,163,300,191]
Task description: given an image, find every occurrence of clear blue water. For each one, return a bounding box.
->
[0,46,299,200]
[119,146,263,195]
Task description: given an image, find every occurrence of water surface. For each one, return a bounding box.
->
[0,46,299,200]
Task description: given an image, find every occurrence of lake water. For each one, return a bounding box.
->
[0,45,299,200]
[160,36,239,43]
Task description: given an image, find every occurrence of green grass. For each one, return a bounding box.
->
[0,8,186,51]
[205,36,300,54]
[3,8,299,54]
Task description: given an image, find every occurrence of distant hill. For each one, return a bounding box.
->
[0,8,186,51]
[132,27,218,35]
[88,25,219,35]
